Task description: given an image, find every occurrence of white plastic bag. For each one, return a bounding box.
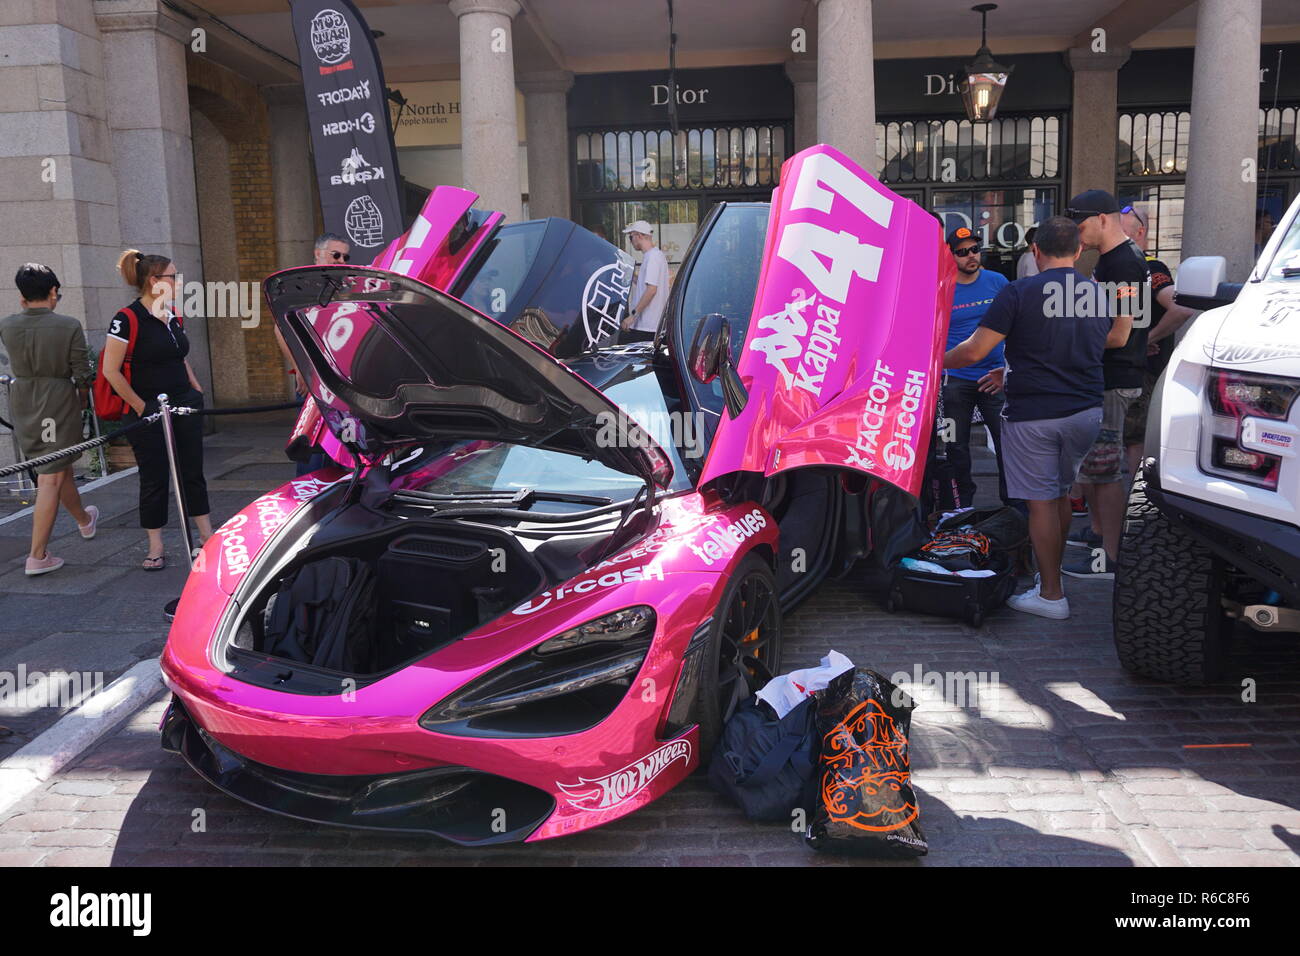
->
[756,650,854,718]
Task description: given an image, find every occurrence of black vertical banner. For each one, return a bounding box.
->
[290,0,403,254]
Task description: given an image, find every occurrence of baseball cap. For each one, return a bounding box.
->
[622,220,654,236]
[945,226,977,249]
[1064,190,1121,223]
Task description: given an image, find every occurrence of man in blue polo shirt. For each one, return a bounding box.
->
[942,226,1011,505]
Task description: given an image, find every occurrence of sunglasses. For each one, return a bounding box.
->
[953,245,981,257]
[329,251,351,262]
[1066,207,1104,222]
[1121,204,1148,230]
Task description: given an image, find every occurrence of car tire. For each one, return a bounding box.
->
[1113,465,1234,684]
[693,553,783,760]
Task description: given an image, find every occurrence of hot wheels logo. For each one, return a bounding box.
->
[557,739,691,811]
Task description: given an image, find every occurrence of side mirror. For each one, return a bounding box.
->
[688,312,730,384]
[1175,256,1241,310]
[688,313,748,418]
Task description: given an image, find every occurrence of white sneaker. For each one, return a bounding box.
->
[1007,587,1070,620]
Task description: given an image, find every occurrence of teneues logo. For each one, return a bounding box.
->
[50,886,151,936]
[310,9,352,70]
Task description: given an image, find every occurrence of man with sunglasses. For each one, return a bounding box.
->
[275,234,350,474]
[1061,190,1149,580]
[941,226,1012,506]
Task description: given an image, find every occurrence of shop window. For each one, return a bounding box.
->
[1117,111,1190,177]
[1260,106,1299,172]
[876,115,1060,184]
[574,125,787,194]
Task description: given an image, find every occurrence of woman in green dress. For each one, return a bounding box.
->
[0,264,98,575]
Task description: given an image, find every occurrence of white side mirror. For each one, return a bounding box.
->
[1175,256,1227,298]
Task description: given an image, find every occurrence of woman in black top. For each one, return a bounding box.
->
[101,249,212,570]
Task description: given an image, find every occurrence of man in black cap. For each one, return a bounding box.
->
[1061,189,1148,580]
[941,225,1011,506]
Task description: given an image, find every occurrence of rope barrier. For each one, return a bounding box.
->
[0,399,301,480]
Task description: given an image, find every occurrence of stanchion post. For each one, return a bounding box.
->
[157,393,196,569]
[0,374,36,493]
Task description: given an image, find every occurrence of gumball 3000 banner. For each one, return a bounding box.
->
[290,0,404,252]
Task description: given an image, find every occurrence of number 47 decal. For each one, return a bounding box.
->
[776,152,894,304]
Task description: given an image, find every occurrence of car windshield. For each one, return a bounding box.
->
[456,220,548,316]
[1264,209,1300,279]
[392,355,693,507]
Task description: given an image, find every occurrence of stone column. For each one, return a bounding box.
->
[1065,46,1131,200]
[0,0,123,470]
[813,0,875,172]
[1182,0,1262,280]
[449,0,524,223]
[97,0,211,396]
[517,70,573,221]
[785,58,818,154]
[265,84,316,269]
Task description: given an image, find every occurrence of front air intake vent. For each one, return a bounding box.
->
[389,535,487,563]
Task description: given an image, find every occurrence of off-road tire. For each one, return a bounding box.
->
[1112,466,1234,683]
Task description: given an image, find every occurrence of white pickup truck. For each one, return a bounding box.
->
[1113,194,1300,683]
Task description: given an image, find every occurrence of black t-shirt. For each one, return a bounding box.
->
[107,300,191,401]
[1145,257,1175,376]
[978,267,1112,422]
[1093,238,1150,390]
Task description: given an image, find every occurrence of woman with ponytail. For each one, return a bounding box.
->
[101,249,212,570]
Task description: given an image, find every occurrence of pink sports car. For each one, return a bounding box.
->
[159,144,955,845]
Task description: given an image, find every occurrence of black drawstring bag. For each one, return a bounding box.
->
[805,668,928,857]
[708,695,818,822]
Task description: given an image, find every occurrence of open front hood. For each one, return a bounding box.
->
[697,144,955,498]
[266,267,673,487]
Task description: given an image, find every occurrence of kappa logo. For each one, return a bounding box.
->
[557,739,691,812]
[316,80,370,107]
[309,9,351,67]
[748,290,845,396]
[331,147,385,186]
[322,112,376,137]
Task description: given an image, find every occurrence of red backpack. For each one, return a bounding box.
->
[93,306,138,421]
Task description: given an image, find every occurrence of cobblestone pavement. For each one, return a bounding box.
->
[2,428,1299,866]
[3,559,1299,867]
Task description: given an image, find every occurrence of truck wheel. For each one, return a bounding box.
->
[1113,466,1235,683]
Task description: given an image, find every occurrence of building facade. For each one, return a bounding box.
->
[1,0,1298,473]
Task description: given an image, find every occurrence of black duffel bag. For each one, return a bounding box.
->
[708,695,818,822]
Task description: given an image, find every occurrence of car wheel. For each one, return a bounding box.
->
[1113,465,1235,684]
[693,553,783,759]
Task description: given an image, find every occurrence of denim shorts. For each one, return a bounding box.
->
[1001,406,1104,501]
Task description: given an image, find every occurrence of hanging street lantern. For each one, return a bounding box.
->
[960,3,1014,123]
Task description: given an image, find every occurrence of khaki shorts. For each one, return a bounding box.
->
[1079,387,1142,484]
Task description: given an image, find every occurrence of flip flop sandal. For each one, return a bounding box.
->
[142,555,166,571]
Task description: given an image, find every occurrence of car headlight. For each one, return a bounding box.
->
[1201,370,1300,490]
[419,607,656,736]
